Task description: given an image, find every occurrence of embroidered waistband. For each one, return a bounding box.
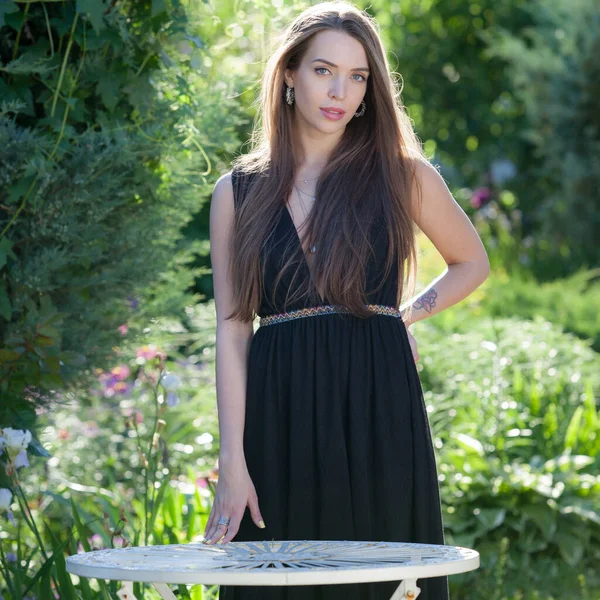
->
[258,304,403,327]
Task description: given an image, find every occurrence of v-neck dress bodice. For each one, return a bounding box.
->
[218,168,449,600]
[258,201,399,312]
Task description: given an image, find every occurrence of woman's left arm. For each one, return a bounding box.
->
[401,159,491,328]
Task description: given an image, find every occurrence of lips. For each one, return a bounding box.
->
[321,107,346,115]
[320,107,346,121]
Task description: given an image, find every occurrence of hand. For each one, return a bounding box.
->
[406,326,419,363]
[202,462,265,545]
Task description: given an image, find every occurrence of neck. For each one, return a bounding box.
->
[292,110,344,171]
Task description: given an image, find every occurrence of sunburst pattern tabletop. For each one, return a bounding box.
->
[66,540,479,586]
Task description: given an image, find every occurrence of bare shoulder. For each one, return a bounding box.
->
[212,170,234,202]
[407,157,446,217]
[406,156,490,269]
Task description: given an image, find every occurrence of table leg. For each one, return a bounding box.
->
[389,578,421,600]
[152,582,178,600]
[116,581,137,600]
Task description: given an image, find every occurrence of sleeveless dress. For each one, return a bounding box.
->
[218,168,449,600]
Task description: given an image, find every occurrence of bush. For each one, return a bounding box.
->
[416,316,600,598]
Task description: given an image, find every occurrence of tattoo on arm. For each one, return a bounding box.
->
[413,287,438,314]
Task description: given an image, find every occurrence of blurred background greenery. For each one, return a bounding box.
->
[0,0,598,598]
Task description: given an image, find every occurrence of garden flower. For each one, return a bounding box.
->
[14,449,29,469]
[0,428,32,457]
[136,344,162,360]
[0,488,15,525]
[111,365,130,380]
[470,186,492,209]
[160,372,182,407]
[0,488,12,509]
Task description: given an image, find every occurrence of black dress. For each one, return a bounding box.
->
[218,168,449,600]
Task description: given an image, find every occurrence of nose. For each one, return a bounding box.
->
[329,75,346,101]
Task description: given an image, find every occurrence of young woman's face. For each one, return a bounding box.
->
[284,29,370,134]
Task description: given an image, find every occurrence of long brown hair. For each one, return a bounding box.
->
[227,1,427,323]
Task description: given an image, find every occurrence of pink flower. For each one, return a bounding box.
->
[111,365,130,381]
[136,345,162,360]
[470,187,492,209]
[118,324,128,336]
[88,533,103,549]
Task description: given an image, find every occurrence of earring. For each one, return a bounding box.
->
[354,100,366,117]
[286,86,295,106]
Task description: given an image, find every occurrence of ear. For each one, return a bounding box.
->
[284,68,294,88]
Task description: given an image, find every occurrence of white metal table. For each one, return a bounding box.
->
[66,539,479,600]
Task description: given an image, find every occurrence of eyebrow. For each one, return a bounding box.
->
[310,58,370,73]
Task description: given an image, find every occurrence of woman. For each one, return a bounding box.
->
[206,2,490,599]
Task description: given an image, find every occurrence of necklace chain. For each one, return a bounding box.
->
[293,182,316,202]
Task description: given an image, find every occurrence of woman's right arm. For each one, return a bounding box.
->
[204,172,265,544]
[210,172,253,469]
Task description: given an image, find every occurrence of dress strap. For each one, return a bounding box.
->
[259,304,403,327]
[230,166,260,212]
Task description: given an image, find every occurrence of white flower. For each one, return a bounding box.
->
[0,488,12,511]
[0,428,32,453]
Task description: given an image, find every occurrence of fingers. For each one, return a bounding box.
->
[248,494,266,531]
[203,520,229,545]
[203,506,228,545]
[219,512,243,545]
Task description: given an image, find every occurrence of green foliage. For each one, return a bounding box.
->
[366,0,534,185]
[366,0,600,278]
[484,0,600,277]
[0,0,242,428]
[482,268,600,352]
[416,316,600,597]
[0,341,218,599]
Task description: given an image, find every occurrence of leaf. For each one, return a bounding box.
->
[451,432,485,455]
[96,76,121,111]
[564,405,583,451]
[474,507,506,532]
[0,286,12,320]
[0,237,18,269]
[48,529,78,600]
[76,0,107,34]
[0,2,19,29]
[521,503,557,540]
[152,0,167,17]
[59,350,88,366]
[554,529,584,566]
[71,499,92,552]
[28,434,51,458]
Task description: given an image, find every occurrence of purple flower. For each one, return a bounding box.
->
[165,392,180,407]
[5,552,16,563]
[14,449,29,469]
[470,187,492,209]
